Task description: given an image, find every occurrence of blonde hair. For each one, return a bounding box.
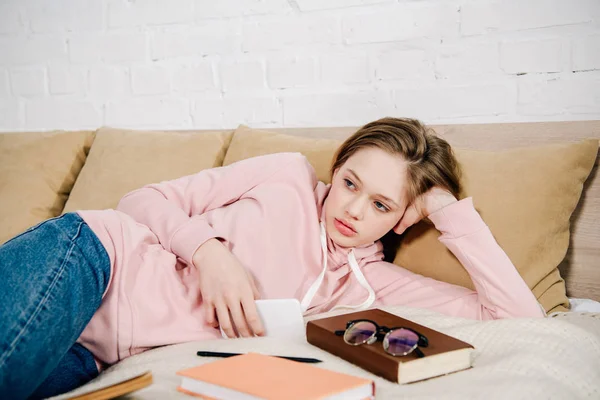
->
[331,117,461,205]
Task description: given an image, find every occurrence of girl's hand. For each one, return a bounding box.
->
[394,187,458,235]
[192,239,265,338]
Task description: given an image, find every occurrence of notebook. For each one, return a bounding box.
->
[219,299,305,339]
[176,353,375,399]
[306,308,474,384]
[66,370,152,400]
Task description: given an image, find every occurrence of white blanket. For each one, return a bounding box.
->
[51,306,600,400]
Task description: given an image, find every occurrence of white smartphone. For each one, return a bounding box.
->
[220,298,305,340]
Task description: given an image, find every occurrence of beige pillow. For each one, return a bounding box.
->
[63,127,233,212]
[224,126,598,313]
[0,130,94,244]
[223,125,341,183]
[395,140,598,313]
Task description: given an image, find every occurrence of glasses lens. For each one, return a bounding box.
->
[344,321,377,345]
[384,328,419,355]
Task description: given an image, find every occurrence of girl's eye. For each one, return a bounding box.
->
[344,179,356,189]
[374,201,389,212]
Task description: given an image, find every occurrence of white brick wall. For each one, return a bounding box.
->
[500,39,565,74]
[172,63,216,93]
[220,60,266,92]
[69,34,147,64]
[107,0,194,28]
[0,70,10,97]
[394,82,517,120]
[242,16,340,52]
[0,2,25,35]
[572,35,600,70]
[0,37,67,65]
[28,0,104,33]
[89,67,131,99]
[11,69,47,97]
[377,50,434,80]
[342,3,459,44]
[460,0,600,36]
[47,66,87,95]
[0,100,21,128]
[517,72,600,115]
[295,0,394,12]
[195,0,291,19]
[151,22,241,60]
[0,0,598,131]
[131,66,170,95]
[25,99,102,130]
[320,53,370,85]
[435,41,501,79]
[267,56,317,89]
[105,97,190,127]
[283,91,394,126]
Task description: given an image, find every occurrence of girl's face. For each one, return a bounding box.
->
[324,147,409,248]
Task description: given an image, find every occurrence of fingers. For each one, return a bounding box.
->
[212,293,263,338]
[204,303,219,328]
[227,301,252,338]
[198,247,264,339]
[241,296,265,337]
[393,203,422,235]
[215,302,236,338]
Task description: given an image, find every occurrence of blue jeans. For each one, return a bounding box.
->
[0,213,111,399]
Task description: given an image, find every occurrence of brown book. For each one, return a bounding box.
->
[306,309,474,384]
[67,371,152,400]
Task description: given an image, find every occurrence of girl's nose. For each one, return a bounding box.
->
[346,198,365,220]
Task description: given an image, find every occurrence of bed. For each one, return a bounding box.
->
[37,120,600,399]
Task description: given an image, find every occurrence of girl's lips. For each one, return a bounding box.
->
[334,218,357,237]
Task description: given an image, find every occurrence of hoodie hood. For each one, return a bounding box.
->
[300,182,384,314]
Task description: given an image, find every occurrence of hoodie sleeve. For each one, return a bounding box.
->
[116,152,310,267]
[363,197,545,320]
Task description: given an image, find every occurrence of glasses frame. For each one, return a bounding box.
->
[334,319,429,358]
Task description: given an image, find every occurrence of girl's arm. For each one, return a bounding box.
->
[116,152,310,267]
[361,198,545,320]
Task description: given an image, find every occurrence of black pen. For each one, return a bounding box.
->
[197,351,322,364]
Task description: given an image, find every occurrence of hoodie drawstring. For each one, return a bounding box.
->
[330,248,376,312]
[300,222,376,314]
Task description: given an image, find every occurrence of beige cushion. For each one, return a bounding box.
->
[223,125,340,183]
[396,140,598,313]
[0,130,94,244]
[223,126,598,313]
[63,127,233,212]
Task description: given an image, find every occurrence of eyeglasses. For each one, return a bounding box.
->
[335,319,429,358]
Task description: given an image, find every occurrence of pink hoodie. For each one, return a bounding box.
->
[76,152,544,369]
